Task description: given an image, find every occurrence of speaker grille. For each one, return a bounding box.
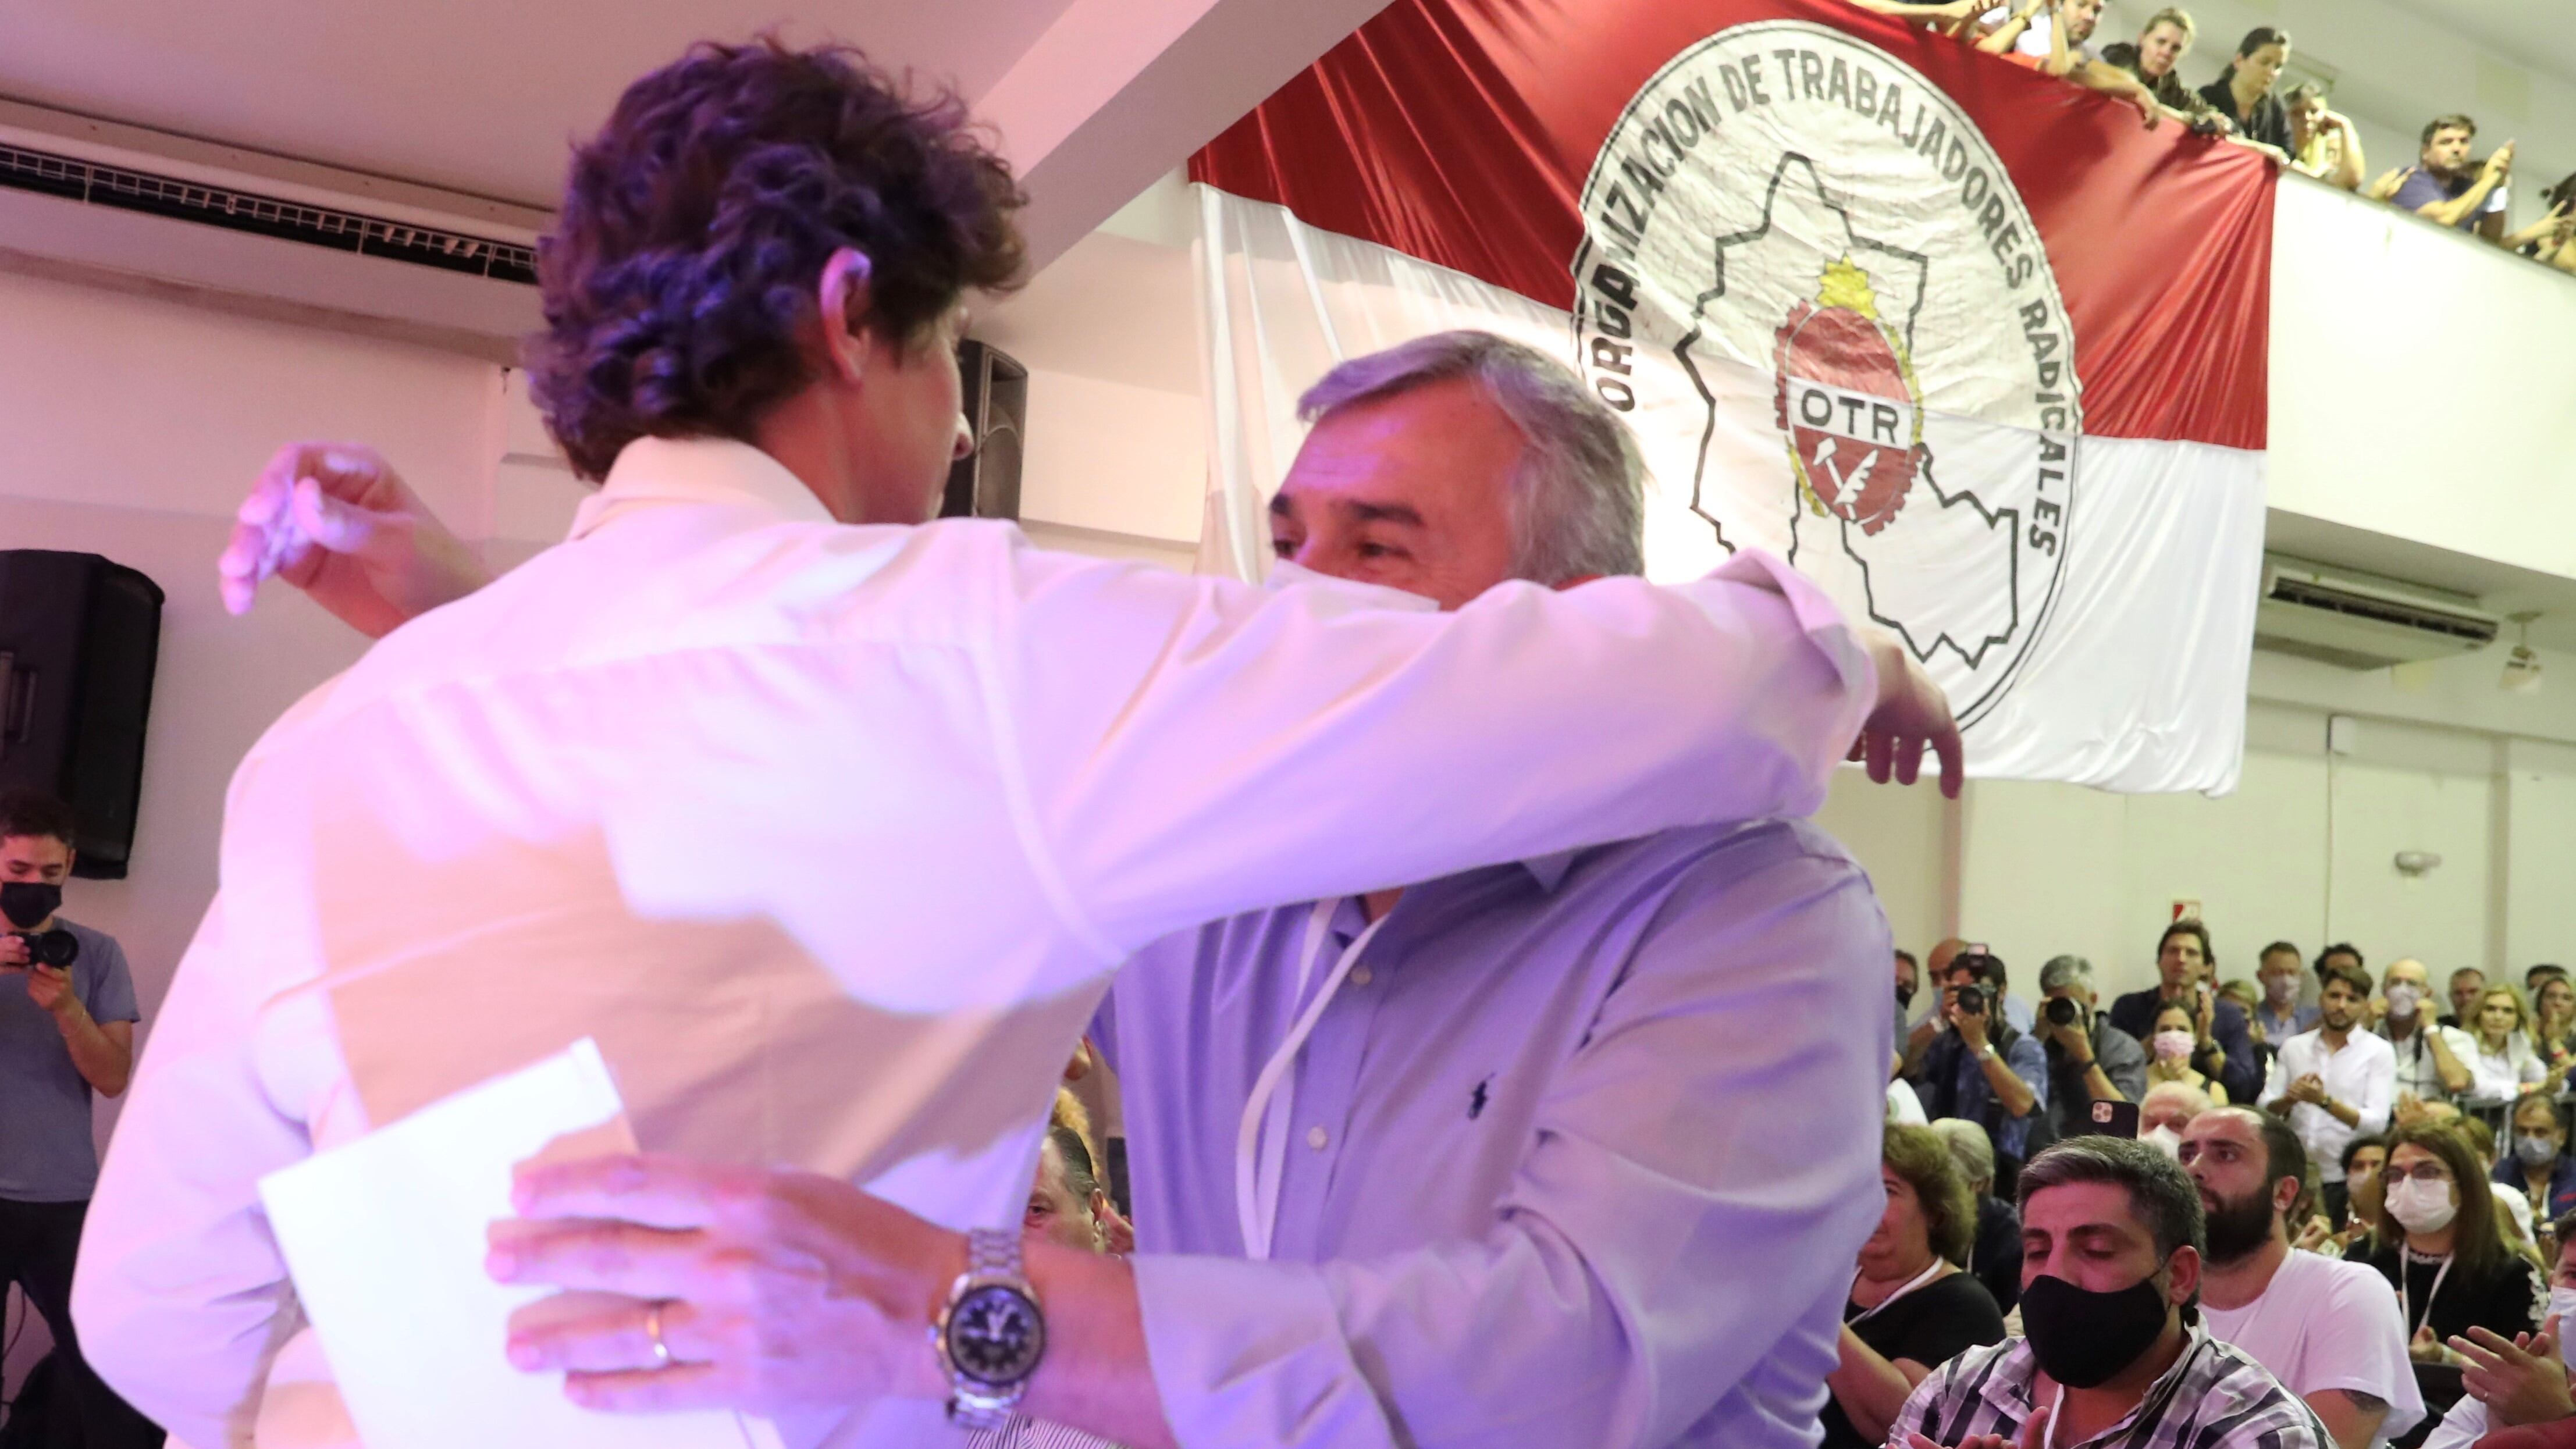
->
[0,140,539,284]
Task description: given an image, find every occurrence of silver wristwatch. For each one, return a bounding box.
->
[933,1227,1047,1430]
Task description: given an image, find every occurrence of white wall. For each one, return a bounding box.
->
[1824,640,2576,1005]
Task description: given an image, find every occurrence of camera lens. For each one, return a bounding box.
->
[2045,996,2079,1026]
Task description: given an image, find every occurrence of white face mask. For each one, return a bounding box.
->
[2152,1029,2196,1062]
[2385,1174,2458,1234]
[2386,984,2422,1019]
[2549,1287,2576,1369]
[2142,1124,2182,1159]
[2264,974,2299,1005]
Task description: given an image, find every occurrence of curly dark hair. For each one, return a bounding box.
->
[528,38,1027,479]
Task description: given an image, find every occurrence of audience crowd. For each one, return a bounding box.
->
[1858,0,2576,276]
[1889,924,2576,1447]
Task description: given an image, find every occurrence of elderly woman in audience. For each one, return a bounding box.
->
[2469,986,2552,1103]
[1931,1118,2020,1315]
[2141,1078,2214,1155]
[2147,999,2230,1105]
[2497,1092,2576,1228]
[1820,1123,2008,1449]
[2347,1122,2545,1407]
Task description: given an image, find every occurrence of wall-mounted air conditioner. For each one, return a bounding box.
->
[2255,555,2500,670]
[0,98,546,361]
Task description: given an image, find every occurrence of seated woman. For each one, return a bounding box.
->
[2346,1122,2545,1422]
[2147,999,2230,1105]
[2496,1091,2576,1226]
[1820,1124,2008,1449]
[1929,1118,2020,1315]
[2465,986,2550,1103]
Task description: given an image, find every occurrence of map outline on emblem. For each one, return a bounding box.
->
[1567,18,2083,729]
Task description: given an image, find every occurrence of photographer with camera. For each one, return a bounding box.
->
[2037,954,2150,1142]
[0,791,155,1446]
[1909,949,2051,1197]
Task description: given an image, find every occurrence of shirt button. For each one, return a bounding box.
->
[1350,966,1375,987]
[1307,1126,1329,1151]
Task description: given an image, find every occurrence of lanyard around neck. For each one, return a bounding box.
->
[1851,1258,1947,1323]
[2400,1245,2457,1335]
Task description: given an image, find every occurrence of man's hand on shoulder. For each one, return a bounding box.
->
[219,442,492,638]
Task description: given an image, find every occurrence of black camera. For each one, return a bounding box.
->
[1952,982,1988,1016]
[5,930,77,970]
[2045,996,2082,1027]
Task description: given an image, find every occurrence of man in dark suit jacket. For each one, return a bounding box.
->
[2108,920,2261,1105]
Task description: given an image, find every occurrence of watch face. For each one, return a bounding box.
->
[946,1283,1045,1387]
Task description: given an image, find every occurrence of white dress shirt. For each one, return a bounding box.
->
[2264,1028,2395,1183]
[71,436,1876,1449]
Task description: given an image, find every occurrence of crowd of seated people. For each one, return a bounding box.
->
[1887,924,2576,1447]
[1842,0,2576,276]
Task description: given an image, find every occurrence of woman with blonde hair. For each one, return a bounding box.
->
[2464,985,2547,1102]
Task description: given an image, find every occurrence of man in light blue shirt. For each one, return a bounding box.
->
[488,329,1957,1443]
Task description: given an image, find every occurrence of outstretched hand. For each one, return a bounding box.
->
[2453,1316,2575,1426]
[218,442,492,638]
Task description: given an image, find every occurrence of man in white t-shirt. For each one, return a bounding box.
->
[2265,964,2396,1226]
[2183,1107,2423,1447]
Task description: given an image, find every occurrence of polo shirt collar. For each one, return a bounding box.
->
[570,435,837,540]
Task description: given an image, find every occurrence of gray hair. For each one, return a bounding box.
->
[1930,1117,1996,1192]
[1296,330,1646,584]
[2018,1137,2207,1267]
[2038,955,2094,995]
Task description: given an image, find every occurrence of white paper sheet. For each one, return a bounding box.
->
[259,1038,780,1449]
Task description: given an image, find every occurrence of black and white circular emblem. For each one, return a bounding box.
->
[1573,20,2082,725]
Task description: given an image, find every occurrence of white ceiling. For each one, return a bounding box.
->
[2375,0,2576,88]
[0,0,1080,208]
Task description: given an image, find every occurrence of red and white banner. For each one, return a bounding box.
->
[1189,0,2276,792]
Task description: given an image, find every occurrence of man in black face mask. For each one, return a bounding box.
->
[1890,1135,2331,1449]
[0,790,156,1445]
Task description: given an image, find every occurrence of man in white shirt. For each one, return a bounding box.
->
[70,40,1959,1449]
[2265,964,2396,1227]
[2183,1107,2422,1447]
[2378,958,2477,1106]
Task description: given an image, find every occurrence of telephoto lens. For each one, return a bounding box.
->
[2045,996,2080,1026]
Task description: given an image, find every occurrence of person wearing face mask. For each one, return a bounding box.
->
[2148,1001,2229,1103]
[2111,921,2262,1108]
[2378,959,2479,1107]
[2183,1108,2423,1448]
[2348,1123,2545,1416]
[0,791,156,1447]
[1890,1136,2330,1448]
[2497,1094,2576,1226]
[2253,942,2321,1049]
[2141,1080,2214,1159]
[2263,966,2394,1230]
[2416,1208,2576,1448]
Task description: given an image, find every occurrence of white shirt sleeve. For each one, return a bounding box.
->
[2308,1259,2428,1437]
[72,891,314,1449]
[2263,1037,2296,1106]
[2353,1040,2393,1136]
[992,542,1876,953]
[2418,1395,2487,1449]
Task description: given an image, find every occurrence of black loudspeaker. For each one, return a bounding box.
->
[941,340,1028,521]
[0,551,164,880]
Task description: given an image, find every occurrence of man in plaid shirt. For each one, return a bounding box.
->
[1891,1137,2330,1449]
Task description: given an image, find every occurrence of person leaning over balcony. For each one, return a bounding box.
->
[2284,83,2365,192]
[2100,8,2209,117]
[2197,27,2294,154]
[2382,115,2514,243]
